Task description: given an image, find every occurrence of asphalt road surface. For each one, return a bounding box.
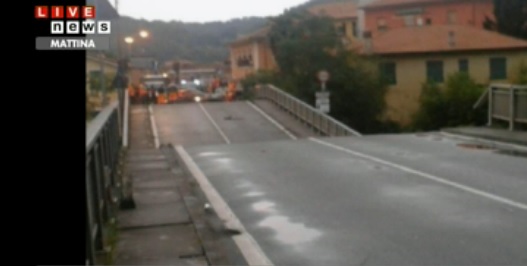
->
[153,101,527,265]
[153,101,293,146]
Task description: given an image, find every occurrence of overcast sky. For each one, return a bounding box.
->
[114,0,310,23]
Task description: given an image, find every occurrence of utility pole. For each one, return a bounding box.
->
[115,0,122,59]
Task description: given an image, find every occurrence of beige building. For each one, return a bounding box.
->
[86,53,118,95]
[228,1,362,82]
[366,25,527,126]
[308,0,361,48]
[229,27,278,82]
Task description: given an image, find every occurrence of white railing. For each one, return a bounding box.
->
[476,84,527,131]
[254,84,362,137]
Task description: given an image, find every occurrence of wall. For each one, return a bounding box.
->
[230,40,255,81]
[364,0,493,36]
[382,50,527,126]
[230,39,278,82]
[257,40,278,72]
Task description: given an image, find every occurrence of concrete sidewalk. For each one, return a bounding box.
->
[114,104,246,265]
[441,126,527,146]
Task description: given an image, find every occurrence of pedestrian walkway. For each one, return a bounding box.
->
[442,126,527,146]
[114,104,246,265]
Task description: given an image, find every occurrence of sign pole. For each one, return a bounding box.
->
[316,70,330,114]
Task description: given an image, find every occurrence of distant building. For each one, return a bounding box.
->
[228,1,363,82]
[86,54,118,95]
[228,27,278,82]
[366,25,527,125]
[308,1,361,48]
[85,0,119,95]
[361,0,494,37]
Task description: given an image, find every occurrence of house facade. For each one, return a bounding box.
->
[362,0,494,37]
[308,1,361,48]
[229,27,278,82]
[371,25,527,125]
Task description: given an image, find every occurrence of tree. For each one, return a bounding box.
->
[515,60,527,84]
[265,10,389,133]
[486,0,527,39]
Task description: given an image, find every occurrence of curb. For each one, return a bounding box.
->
[440,130,527,151]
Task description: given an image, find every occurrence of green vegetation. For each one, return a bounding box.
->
[515,60,527,85]
[89,72,115,93]
[485,0,527,40]
[412,72,487,131]
[242,9,390,134]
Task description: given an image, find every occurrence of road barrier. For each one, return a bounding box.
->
[254,84,361,137]
[86,88,129,265]
[475,84,527,131]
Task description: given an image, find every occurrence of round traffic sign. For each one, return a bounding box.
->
[317,70,330,82]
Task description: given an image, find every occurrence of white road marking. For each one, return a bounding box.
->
[309,137,527,211]
[246,101,297,140]
[175,146,273,266]
[148,104,160,149]
[198,102,231,144]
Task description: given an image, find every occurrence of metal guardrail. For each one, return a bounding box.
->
[254,84,362,137]
[482,84,527,131]
[86,88,129,264]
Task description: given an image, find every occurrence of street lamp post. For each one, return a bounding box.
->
[124,36,134,57]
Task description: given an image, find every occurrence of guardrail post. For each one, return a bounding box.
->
[509,85,515,131]
[488,86,493,127]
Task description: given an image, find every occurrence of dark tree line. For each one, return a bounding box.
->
[485,0,527,39]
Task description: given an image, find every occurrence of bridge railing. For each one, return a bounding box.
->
[254,84,361,137]
[475,84,527,130]
[86,88,129,265]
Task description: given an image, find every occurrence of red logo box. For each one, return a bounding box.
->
[35,5,96,19]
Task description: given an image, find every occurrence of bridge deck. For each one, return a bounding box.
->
[117,100,527,266]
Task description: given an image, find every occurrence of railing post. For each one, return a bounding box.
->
[510,85,515,131]
[488,86,493,127]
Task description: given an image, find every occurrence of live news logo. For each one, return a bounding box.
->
[35,6,111,35]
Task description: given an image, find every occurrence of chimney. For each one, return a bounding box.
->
[448,30,455,48]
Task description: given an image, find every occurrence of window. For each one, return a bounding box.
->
[459,59,468,73]
[425,18,432,25]
[404,15,415,26]
[426,60,444,83]
[447,11,457,24]
[336,23,346,36]
[377,18,387,31]
[352,22,358,37]
[490,57,507,80]
[380,62,397,85]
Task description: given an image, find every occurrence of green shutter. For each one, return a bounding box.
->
[490,57,507,80]
[381,62,397,85]
[459,59,468,73]
[426,61,443,83]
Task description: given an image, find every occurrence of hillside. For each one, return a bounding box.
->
[109,0,365,63]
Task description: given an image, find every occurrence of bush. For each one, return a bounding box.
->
[412,72,486,131]
[240,70,281,100]
[516,60,527,85]
[240,70,279,89]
